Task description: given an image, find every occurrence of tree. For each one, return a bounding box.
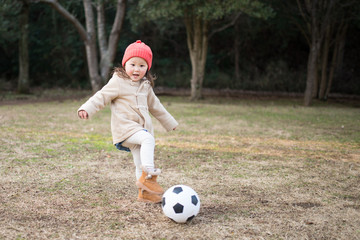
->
[34,0,126,92]
[0,0,30,92]
[294,0,355,105]
[18,0,30,93]
[135,0,274,100]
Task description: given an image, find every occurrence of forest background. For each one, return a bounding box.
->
[1,2,360,238]
[0,0,359,106]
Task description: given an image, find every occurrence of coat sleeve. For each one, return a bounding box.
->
[77,75,120,118]
[148,88,178,131]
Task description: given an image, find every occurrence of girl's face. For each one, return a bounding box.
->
[125,57,148,81]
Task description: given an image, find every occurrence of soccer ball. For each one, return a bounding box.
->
[162,185,200,223]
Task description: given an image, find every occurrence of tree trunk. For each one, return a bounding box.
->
[97,0,126,82]
[325,37,338,100]
[325,22,348,99]
[297,0,338,106]
[37,0,126,92]
[83,0,103,92]
[18,0,30,94]
[318,25,331,100]
[304,44,318,106]
[312,56,320,99]
[304,1,321,106]
[97,2,108,77]
[184,15,208,101]
[234,18,240,81]
[335,24,346,76]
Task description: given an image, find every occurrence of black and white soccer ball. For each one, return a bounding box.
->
[162,185,200,223]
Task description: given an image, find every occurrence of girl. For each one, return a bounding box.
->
[78,40,178,203]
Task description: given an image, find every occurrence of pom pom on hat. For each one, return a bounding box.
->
[122,40,153,70]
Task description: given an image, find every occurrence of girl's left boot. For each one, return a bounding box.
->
[136,169,164,195]
[137,188,162,203]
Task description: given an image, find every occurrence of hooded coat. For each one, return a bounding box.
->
[77,73,178,145]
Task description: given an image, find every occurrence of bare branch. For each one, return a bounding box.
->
[83,0,96,42]
[36,0,88,42]
[97,2,107,57]
[208,12,242,39]
[184,11,194,52]
[296,0,311,34]
[294,21,311,46]
[108,0,126,61]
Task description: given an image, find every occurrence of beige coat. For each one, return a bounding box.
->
[78,74,178,144]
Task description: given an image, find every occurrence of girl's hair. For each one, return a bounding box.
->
[113,65,156,87]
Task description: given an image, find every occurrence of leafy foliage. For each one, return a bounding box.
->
[0,0,359,94]
[136,0,274,20]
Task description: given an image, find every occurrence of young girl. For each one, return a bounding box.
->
[78,40,178,203]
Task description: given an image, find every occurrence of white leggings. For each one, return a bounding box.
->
[123,130,155,180]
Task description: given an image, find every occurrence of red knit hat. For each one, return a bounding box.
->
[122,40,153,70]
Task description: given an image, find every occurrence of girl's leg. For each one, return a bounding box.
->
[130,145,142,180]
[124,130,156,171]
[124,130,164,197]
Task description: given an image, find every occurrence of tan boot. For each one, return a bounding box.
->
[137,189,162,203]
[136,171,164,195]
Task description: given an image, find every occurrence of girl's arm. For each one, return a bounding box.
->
[148,88,178,131]
[77,75,120,118]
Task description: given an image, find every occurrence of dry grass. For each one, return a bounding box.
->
[1,96,360,240]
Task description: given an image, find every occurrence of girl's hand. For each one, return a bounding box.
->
[78,110,89,119]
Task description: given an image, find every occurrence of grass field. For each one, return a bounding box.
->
[1,95,359,239]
